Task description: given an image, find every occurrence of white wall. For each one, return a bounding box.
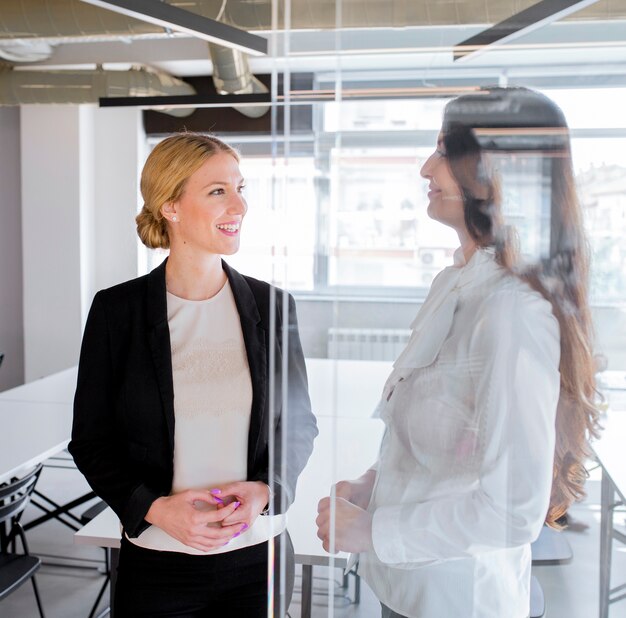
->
[20,105,143,381]
[93,107,144,293]
[21,106,86,380]
[0,107,25,390]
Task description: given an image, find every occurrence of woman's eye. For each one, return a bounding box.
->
[436,149,447,158]
[209,188,225,196]
[237,185,246,194]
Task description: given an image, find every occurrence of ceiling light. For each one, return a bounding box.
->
[454,0,601,62]
[79,0,267,56]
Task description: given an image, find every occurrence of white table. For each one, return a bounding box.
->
[0,367,77,405]
[0,366,96,530]
[305,358,392,418]
[0,367,76,482]
[0,399,73,484]
[0,367,77,485]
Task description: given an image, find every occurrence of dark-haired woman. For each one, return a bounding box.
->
[317,87,600,618]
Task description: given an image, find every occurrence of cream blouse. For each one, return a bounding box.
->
[358,247,561,618]
[128,281,285,554]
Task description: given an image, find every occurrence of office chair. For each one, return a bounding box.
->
[0,463,45,617]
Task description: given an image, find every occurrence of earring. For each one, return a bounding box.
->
[172,216,177,222]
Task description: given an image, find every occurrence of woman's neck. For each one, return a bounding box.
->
[165,251,226,301]
[456,229,478,264]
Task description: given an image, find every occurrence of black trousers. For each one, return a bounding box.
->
[114,532,295,618]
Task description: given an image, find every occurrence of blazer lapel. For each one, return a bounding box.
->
[223,261,267,474]
[146,258,176,454]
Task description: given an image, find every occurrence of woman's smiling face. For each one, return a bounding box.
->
[164,152,247,256]
[420,133,466,232]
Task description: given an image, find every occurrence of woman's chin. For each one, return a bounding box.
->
[427,202,444,223]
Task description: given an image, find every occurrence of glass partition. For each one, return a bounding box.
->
[135,3,626,616]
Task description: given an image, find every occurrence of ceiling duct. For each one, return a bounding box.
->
[0,0,267,117]
[0,65,196,116]
[0,40,53,62]
[209,42,269,118]
[0,0,162,42]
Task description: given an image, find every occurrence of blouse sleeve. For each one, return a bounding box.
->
[370,288,561,566]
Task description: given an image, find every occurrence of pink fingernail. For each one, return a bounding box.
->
[241,523,248,531]
[214,497,224,504]
[210,489,222,495]
[233,532,241,538]
[234,501,241,508]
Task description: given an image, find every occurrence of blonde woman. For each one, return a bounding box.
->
[317,87,600,618]
[70,133,317,617]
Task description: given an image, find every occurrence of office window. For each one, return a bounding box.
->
[572,137,626,305]
[227,156,317,290]
[139,89,626,311]
[327,146,457,289]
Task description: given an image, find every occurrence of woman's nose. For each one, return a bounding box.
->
[420,153,435,179]
[230,192,247,215]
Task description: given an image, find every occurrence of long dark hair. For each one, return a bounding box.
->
[442,87,600,528]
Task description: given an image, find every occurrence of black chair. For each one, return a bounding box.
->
[0,463,45,617]
[80,500,110,618]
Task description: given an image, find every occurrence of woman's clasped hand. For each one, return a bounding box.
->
[145,480,269,552]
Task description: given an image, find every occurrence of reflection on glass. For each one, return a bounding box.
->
[317,87,601,618]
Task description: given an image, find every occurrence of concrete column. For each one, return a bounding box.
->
[0,107,24,390]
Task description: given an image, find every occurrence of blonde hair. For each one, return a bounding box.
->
[136,133,240,249]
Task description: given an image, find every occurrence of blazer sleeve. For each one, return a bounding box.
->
[68,292,166,537]
[250,292,318,513]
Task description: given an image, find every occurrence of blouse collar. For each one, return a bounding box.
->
[374,246,502,413]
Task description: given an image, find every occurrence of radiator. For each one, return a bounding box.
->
[327,327,411,361]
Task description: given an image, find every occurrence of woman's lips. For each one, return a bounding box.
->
[216,222,240,236]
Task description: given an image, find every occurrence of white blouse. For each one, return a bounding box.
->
[358,248,561,618]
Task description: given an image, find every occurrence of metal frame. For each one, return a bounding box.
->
[80,0,267,56]
[599,464,626,616]
[99,92,271,109]
[454,0,602,62]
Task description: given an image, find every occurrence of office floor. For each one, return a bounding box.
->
[3,465,626,618]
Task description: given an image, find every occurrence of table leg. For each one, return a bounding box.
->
[301,564,313,618]
[599,469,613,618]
[109,548,119,618]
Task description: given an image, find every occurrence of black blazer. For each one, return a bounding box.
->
[68,259,318,537]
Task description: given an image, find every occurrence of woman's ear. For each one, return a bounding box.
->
[161,201,179,223]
